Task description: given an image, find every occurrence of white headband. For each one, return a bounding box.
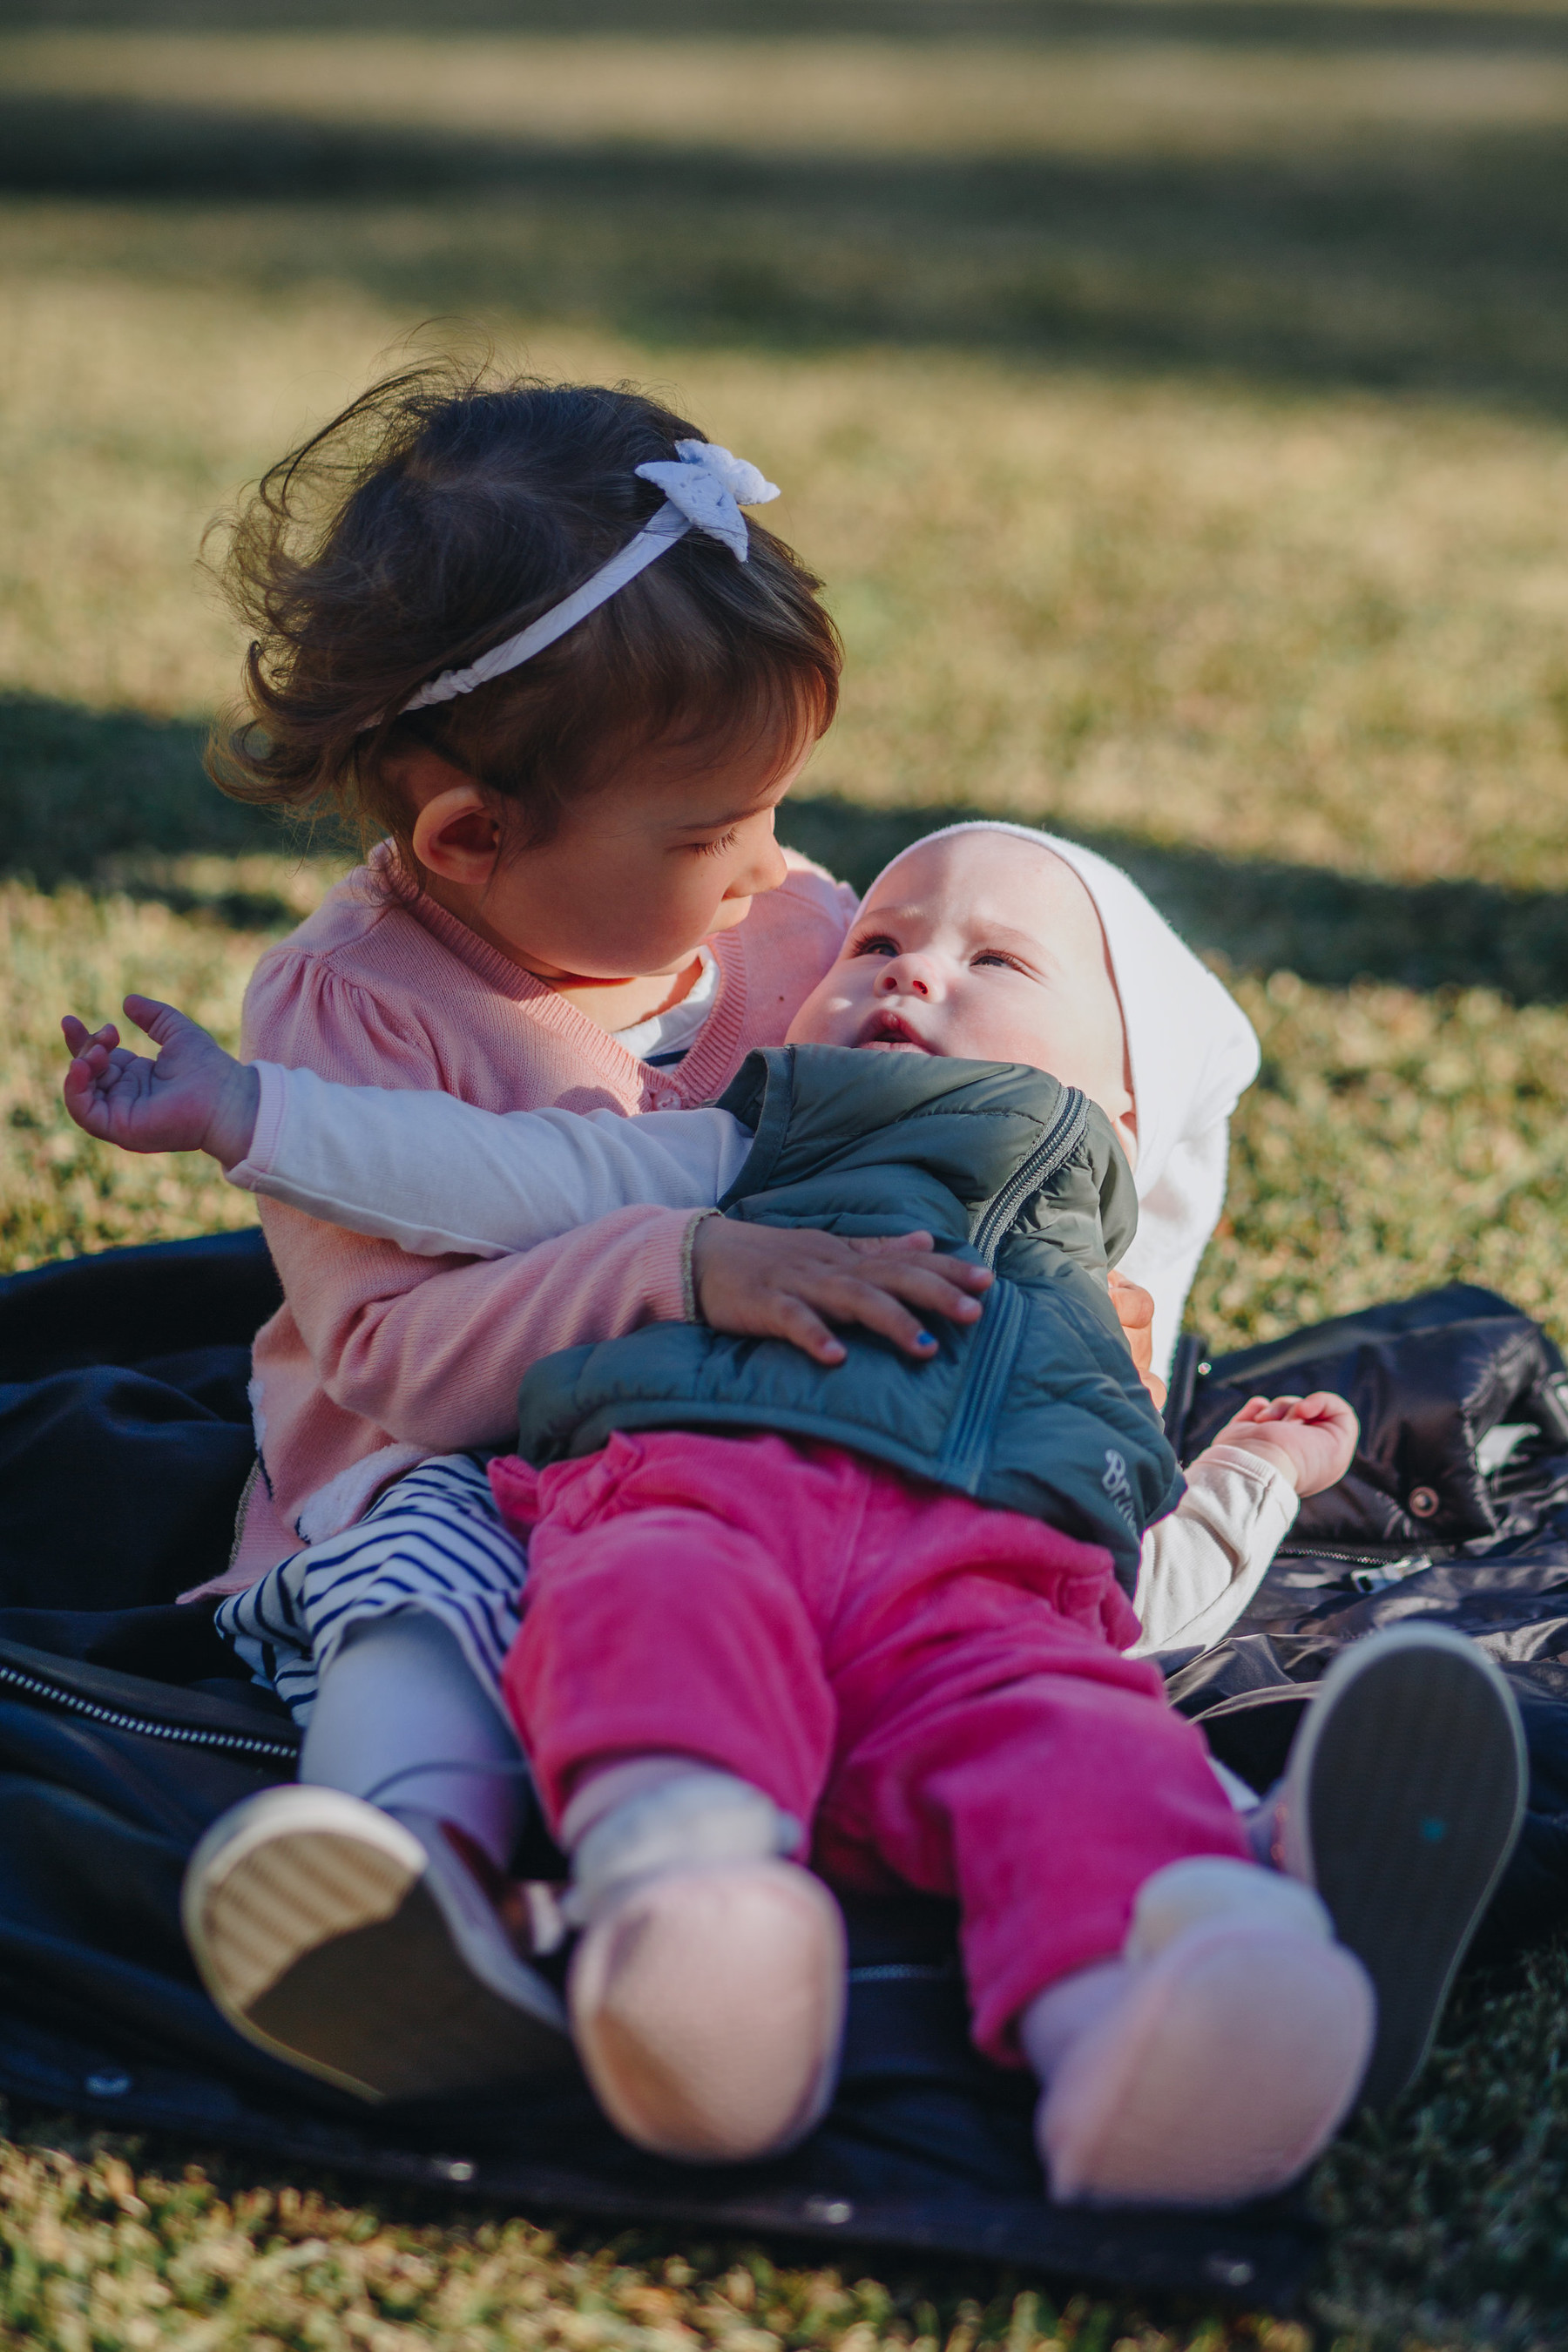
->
[397,440,780,718]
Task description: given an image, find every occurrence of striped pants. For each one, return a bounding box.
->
[215,1455,527,1725]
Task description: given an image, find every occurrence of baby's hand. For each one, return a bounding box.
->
[61,996,261,1169]
[1207,1392,1360,1497]
[692,1217,994,1365]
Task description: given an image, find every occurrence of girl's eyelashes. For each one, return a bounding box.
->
[690,827,740,858]
[848,933,900,958]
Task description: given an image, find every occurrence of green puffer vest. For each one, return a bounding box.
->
[515,1046,1183,1585]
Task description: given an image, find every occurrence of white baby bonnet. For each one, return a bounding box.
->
[866,822,1260,1376]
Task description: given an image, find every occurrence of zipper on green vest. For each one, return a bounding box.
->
[969,1088,1089,1267]
[935,1277,1027,1494]
[940,1086,1090,1493]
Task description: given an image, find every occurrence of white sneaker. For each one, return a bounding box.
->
[182,1786,573,2101]
[1037,1857,1374,2208]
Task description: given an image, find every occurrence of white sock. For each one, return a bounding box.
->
[560,1760,801,1927]
[299,1612,525,1870]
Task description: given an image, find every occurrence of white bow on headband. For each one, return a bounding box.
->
[397,440,780,716]
[635,440,780,560]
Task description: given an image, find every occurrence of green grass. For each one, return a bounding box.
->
[0,2119,1324,2352]
[4,2,1568,2337]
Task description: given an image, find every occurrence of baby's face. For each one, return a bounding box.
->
[787,832,1136,1159]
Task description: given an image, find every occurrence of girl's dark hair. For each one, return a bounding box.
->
[206,362,841,862]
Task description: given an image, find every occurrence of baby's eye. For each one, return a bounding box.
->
[693,828,740,858]
[849,934,900,958]
[971,950,1021,970]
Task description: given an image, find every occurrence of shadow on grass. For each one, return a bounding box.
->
[0,693,321,920]
[3,83,1568,407]
[6,695,1566,1000]
[780,794,1568,1004]
[13,0,1568,54]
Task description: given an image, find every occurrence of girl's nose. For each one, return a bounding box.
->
[728,824,788,901]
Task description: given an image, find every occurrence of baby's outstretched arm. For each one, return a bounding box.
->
[1206,1391,1359,1498]
[1128,1392,1359,1656]
[62,997,260,1167]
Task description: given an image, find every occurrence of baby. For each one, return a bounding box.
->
[65,827,1400,2208]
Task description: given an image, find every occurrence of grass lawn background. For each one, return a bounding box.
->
[3,2,1568,2339]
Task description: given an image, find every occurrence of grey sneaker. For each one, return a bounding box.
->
[1276,1625,1526,2111]
[182,1785,574,2101]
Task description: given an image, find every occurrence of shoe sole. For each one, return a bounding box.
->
[1281,1625,1526,2112]
[1040,1923,1374,2207]
[184,1788,572,2102]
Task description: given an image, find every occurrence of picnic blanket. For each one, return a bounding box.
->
[3,1232,1567,2304]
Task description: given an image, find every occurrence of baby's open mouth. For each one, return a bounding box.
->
[855,1010,937,1054]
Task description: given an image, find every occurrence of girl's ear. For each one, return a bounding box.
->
[410,782,502,885]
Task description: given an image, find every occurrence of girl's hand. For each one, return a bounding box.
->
[1208,1391,1360,1497]
[60,995,261,1169]
[1109,1271,1166,1410]
[691,1217,994,1364]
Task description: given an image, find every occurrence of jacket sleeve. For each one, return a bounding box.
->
[230,1064,750,1260]
[1125,1444,1298,1657]
[241,950,701,1454]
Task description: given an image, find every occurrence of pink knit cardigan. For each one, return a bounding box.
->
[201,843,856,1596]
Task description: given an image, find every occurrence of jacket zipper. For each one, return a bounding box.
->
[0,1659,299,1765]
[936,1088,1091,1494]
[969,1089,1090,1267]
[935,1278,1027,1495]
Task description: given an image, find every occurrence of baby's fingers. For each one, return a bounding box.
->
[1295,1389,1360,1431]
[1233,1395,1301,1424]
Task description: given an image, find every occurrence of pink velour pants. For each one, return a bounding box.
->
[490,1430,1250,2062]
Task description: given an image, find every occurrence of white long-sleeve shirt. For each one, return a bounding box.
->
[228,1062,1294,1652]
[232,1063,751,1265]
